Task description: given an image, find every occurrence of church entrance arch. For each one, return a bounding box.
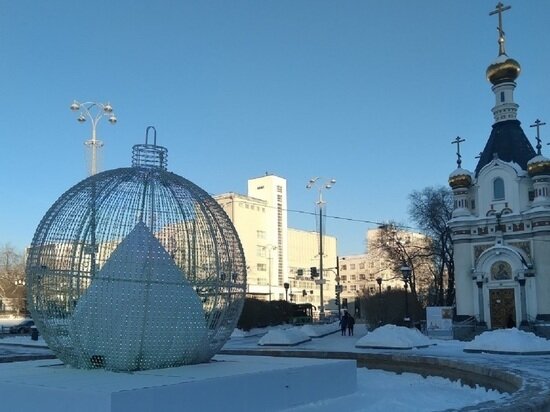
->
[489,288,516,329]
[475,245,529,329]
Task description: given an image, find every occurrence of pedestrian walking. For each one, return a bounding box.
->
[340,311,349,336]
[347,315,355,336]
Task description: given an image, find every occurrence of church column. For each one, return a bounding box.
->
[476,280,486,325]
[518,277,528,326]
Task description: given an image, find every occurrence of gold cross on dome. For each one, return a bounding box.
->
[489,2,511,56]
[451,136,466,168]
[530,119,547,155]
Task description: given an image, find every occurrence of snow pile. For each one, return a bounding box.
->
[258,328,311,346]
[355,324,432,349]
[300,321,340,338]
[464,328,550,354]
[231,328,268,338]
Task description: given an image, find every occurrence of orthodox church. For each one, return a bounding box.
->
[448,3,550,339]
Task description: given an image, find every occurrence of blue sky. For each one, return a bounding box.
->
[1,1,549,256]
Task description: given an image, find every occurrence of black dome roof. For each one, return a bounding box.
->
[475,120,536,176]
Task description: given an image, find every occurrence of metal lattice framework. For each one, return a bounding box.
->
[26,128,246,371]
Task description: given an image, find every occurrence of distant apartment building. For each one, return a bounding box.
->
[339,228,432,317]
[215,174,337,313]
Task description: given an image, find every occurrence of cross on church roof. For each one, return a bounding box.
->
[451,136,465,168]
[530,119,546,155]
[489,2,511,56]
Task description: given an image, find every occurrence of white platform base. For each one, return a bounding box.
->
[0,355,357,412]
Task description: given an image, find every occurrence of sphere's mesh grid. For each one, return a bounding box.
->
[26,140,246,371]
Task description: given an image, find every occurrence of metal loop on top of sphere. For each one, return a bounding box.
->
[132,126,168,170]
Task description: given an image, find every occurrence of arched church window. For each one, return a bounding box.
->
[493,178,505,200]
[491,261,512,280]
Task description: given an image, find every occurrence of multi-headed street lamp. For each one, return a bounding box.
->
[70,100,117,176]
[306,177,336,319]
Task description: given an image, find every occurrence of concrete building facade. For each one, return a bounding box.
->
[215,174,337,315]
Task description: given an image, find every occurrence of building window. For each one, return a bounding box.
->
[500,91,505,102]
[493,177,505,200]
[257,246,266,257]
[257,230,266,239]
[350,285,357,292]
[341,265,347,271]
[369,274,374,281]
[350,264,356,270]
[277,185,282,193]
[351,275,356,281]
[341,275,347,281]
[359,274,366,280]
[257,263,266,271]
[359,263,365,269]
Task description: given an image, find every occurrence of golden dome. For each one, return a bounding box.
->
[449,168,473,189]
[486,55,521,84]
[528,155,550,177]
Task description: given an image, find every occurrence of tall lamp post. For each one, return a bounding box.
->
[376,276,383,326]
[70,100,117,176]
[400,265,412,327]
[306,177,336,319]
[265,245,277,302]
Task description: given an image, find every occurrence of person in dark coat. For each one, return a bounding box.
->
[340,311,349,336]
[347,315,355,336]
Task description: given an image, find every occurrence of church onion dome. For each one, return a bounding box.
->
[527,154,550,176]
[449,167,473,189]
[486,54,521,84]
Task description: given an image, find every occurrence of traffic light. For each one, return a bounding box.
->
[310,267,318,279]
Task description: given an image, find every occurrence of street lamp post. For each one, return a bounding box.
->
[265,245,277,302]
[70,100,117,176]
[284,282,290,301]
[306,177,336,320]
[400,265,412,327]
[376,276,383,326]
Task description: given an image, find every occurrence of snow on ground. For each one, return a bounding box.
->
[300,321,339,337]
[355,324,432,349]
[258,328,311,346]
[464,327,550,354]
[284,368,505,412]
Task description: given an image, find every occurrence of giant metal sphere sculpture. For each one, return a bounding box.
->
[26,129,247,371]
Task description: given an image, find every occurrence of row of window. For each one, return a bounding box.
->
[340,274,374,281]
[238,203,266,212]
[340,262,373,271]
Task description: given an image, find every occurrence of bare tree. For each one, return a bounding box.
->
[372,223,434,303]
[408,186,454,306]
[0,243,26,314]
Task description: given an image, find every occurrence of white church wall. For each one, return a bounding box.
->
[533,236,550,315]
[454,242,475,317]
[476,163,523,216]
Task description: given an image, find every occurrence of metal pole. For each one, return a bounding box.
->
[268,248,272,302]
[404,281,409,326]
[336,256,341,320]
[318,197,324,318]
